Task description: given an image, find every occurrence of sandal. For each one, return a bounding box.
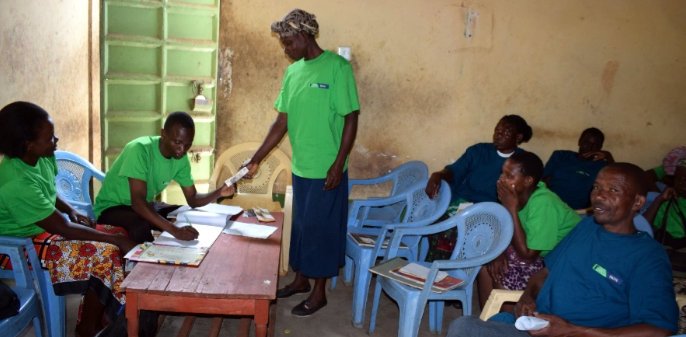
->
[291,299,327,317]
[276,284,311,298]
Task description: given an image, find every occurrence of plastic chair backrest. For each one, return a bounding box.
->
[387,161,429,196]
[448,202,515,285]
[348,160,428,197]
[209,143,291,210]
[0,238,46,337]
[54,150,105,219]
[346,161,429,229]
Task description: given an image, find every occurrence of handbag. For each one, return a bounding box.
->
[0,279,19,319]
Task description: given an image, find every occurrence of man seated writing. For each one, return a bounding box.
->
[94,111,234,243]
[448,162,678,337]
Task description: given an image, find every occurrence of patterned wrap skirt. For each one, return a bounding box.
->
[499,245,545,290]
[0,225,127,319]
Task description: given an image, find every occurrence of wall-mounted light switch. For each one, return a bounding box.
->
[338,46,352,61]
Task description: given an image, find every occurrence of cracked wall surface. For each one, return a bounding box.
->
[0,1,93,160]
[2,1,684,181]
[217,0,686,181]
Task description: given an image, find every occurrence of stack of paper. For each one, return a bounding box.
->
[369,257,464,293]
[223,220,277,239]
[254,208,275,222]
[168,203,242,219]
[124,203,244,267]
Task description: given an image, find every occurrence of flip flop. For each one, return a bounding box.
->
[276,284,311,298]
[291,299,327,317]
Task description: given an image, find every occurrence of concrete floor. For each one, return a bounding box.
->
[21,270,472,337]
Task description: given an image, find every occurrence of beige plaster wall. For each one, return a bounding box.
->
[217,0,686,179]
[0,0,98,163]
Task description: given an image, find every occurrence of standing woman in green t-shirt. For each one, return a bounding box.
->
[0,101,138,337]
[245,9,360,317]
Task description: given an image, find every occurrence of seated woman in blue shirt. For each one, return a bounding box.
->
[424,115,533,261]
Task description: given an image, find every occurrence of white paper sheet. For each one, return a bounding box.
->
[223,221,277,239]
[194,203,242,216]
[154,223,224,249]
[174,210,228,227]
[399,262,449,282]
[167,203,242,218]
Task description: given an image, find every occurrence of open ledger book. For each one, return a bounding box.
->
[124,243,208,267]
[369,257,464,293]
[125,203,242,266]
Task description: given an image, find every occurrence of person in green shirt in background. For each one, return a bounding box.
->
[0,101,137,337]
[95,111,235,243]
[644,158,686,248]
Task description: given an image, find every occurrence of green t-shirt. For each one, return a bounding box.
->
[94,136,194,218]
[274,50,360,178]
[654,165,667,180]
[0,156,57,237]
[654,197,686,238]
[518,182,581,256]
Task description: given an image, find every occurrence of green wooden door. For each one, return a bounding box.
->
[101,0,220,204]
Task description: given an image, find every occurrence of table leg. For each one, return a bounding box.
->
[209,317,223,337]
[254,300,270,337]
[176,316,195,337]
[237,318,251,337]
[126,293,139,337]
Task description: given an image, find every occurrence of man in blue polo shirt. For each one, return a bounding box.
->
[448,162,678,337]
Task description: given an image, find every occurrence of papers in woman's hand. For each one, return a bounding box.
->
[223,221,277,239]
[225,167,250,186]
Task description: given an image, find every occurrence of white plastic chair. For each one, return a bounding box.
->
[209,143,291,211]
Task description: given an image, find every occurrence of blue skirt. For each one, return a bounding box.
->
[290,172,348,278]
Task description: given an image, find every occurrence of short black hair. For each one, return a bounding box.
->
[602,162,648,197]
[581,127,605,145]
[164,111,195,131]
[0,101,50,158]
[510,151,544,184]
[501,115,533,143]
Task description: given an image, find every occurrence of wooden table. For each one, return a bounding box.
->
[121,213,283,337]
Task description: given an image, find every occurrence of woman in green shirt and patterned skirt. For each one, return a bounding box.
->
[0,101,137,337]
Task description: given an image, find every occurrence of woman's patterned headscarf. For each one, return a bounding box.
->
[663,146,686,175]
[271,9,319,37]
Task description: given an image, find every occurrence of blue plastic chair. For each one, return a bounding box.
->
[346,180,450,327]
[347,160,429,230]
[334,161,429,289]
[54,150,105,219]
[0,236,64,337]
[368,202,514,337]
[0,239,45,337]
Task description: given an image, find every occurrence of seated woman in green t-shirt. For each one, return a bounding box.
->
[0,101,137,337]
[644,158,686,248]
[477,151,580,310]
